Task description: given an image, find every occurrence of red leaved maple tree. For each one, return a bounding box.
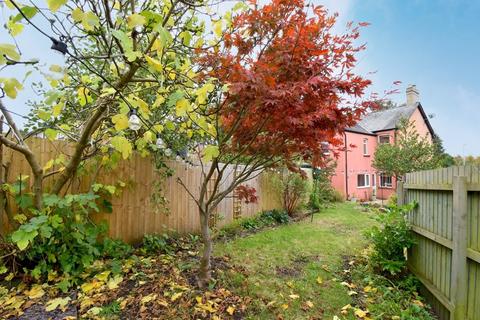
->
[185,0,373,287]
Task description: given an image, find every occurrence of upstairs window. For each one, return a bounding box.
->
[320,141,330,155]
[379,135,390,144]
[380,174,393,188]
[357,173,370,188]
[363,138,369,155]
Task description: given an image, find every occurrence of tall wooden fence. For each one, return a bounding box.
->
[0,138,283,243]
[398,166,480,320]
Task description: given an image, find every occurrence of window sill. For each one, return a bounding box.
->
[357,186,371,189]
[379,186,393,189]
[363,154,370,157]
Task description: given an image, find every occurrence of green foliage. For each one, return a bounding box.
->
[373,119,440,179]
[453,155,480,166]
[141,233,175,254]
[99,300,121,318]
[432,135,455,168]
[101,238,133,260]
[387,193,398,207]
[366,202,417,276]
[270,169,310,216]
[240,210,290,230]
[217,209,290,239]
[350,260,435,320]
[308,163,338,210]
[259,209,290,224]
[8,193,106,280]
[140,233,200,255]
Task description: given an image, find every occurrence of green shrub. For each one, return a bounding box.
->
[365,201,417,276]
[8,193,106,280]
[101,238,133,260]
[331,189,344,202]
[350,261,434,319]
[308,163,340,210]
[259,209,289,224]
[216,209,289,239]
[239,217,262,230]
[141,233,174,254]
[270,169,310,216]
[387,193,398,207]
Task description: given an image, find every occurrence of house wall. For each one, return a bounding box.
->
[409,108,432,141]
[330,106,434,202]
[372,129,396,200]
[331,131,378,201]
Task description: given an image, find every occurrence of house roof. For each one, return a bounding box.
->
[357,104,417,132]
[345,123,376,136]
[346,102,434,136]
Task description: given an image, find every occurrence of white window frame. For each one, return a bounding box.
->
[357,173,370,188]
[378,135,390,144]
[363,138,369,156]
[320,141,330,155]
[380,174,393,188]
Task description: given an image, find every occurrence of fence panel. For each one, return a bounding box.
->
[400,165,480,320]
[0,138,282,243]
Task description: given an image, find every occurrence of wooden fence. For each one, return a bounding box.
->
[398,166,480,320]
[0,138,283,243]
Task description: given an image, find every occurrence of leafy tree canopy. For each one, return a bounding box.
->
[373,118,440,179]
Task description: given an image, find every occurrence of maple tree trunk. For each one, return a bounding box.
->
[198,205,212,289]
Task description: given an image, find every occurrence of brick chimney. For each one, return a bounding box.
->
[406,84,420,105]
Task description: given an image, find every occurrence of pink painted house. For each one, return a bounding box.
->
[330,85,434,201]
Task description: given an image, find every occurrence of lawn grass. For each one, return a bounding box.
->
[215,202,376,319]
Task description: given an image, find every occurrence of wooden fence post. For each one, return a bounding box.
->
[451,175,468,320]
[397,180,405,206]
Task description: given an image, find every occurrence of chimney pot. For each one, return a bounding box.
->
[406,84,420,105]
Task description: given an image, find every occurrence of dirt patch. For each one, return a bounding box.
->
[275,266,302,277]
[275,254,320,278]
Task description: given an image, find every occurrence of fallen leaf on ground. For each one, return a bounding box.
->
[45,297,71,312]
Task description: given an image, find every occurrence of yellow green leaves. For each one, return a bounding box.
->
[175,98,191,117]
[0,78,23,99]
[82,11,100,31]
[45,129,58,141]
[202,145,219,162]
[112,114,129,131]
[179,31,192,46]
[11,227,38,250]
[43,154,66,171]
[111,136,133,159]
[7,20,24,36]
[46,0,67,12]
[71,9,100,31]
[112,30,142,62]
[107,275,123,290]
[127,14,146,29]
[77,87,93,106]
[154,25,173,48]
[0,44,20,64]
[45,296,71,312]
[37,109,51,121]
[71,8,84,22]
[153,95,165,108]
[145,56,163,73]
[213,20,223,38]
[196,83,215,105]
[129,96,150,118]
[25,285,45,299]
[49,64,64,73]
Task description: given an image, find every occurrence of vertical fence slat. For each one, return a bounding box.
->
[451,176,468,320]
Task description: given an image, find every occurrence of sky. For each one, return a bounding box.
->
[320,0,480,156]
[1,0,479,155]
